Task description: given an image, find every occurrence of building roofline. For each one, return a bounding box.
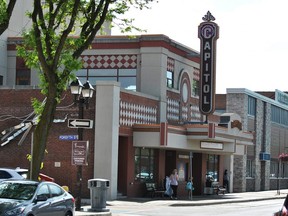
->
[227,88,288,110]
[7,34,200,62]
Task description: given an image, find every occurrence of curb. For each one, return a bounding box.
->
[171,195,285,206]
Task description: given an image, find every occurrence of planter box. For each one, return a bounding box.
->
[204,187,214,195]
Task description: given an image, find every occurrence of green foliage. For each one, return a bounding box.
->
[17,0,156,101]
[27,151,47,170]
[31,98,44,120]
[17,0,157,181]
[0,0,17,35]
[0,0,8,23]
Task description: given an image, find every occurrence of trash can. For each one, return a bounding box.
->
[88,178,110,212]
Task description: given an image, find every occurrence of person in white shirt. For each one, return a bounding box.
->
[170,169,179,199]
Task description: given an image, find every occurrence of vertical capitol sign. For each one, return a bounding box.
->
[198,11,219,115]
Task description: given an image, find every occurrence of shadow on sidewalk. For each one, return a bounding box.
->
[107,193,242,205]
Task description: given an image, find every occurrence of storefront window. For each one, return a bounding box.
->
[206,154,219,183]
[134,148,155,182]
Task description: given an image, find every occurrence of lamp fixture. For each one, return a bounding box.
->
[70,77,95,99]
[82,80,95,98]
[70,77,84,95]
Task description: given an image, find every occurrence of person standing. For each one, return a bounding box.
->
[170,169,179,199]
[185,177,194,199]
[223,169,229,193]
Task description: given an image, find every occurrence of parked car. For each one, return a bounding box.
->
[0,180,75,216]
[0,168,54,182]
[136,172,153,180]
[0,168,25,181]
[274,194,288,216]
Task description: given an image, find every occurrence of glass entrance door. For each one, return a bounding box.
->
[206,154,219,186]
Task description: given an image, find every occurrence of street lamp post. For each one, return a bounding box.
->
[70,77,94,211]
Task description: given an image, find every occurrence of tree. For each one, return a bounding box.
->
[17,0,156,181]
[0,0,17,35]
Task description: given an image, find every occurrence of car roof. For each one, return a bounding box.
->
[0,167,27,171]
[1,179,40,185]
[0,168,55,182]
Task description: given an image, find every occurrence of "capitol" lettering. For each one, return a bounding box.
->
[198,21,219,115]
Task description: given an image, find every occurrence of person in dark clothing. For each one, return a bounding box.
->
[223,169,229,193]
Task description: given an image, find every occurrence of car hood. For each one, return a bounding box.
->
[0,199,26,214]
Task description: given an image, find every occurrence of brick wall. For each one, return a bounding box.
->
[226,93,248,192]
[0,89,95,198]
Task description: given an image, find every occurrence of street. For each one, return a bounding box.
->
[108,199,284,216]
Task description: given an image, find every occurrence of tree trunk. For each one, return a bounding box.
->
[30,86,58,181]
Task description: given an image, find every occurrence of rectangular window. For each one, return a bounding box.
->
[16,69,30,85]
[119,69,136,76]
[119,77,136,90]
[75,68,137,91]
[281,109,288,125]
[270,161,278,177]
[134,148,155,182]
[246,159,255,177]
[89,69,117,76]
[166,71,173,88]
[248,96,256,116]
[75,69,88,77]
[271,105,288,126]
[271,105,280,124]
[192,80,199,96]
[283,163,288,178]
[206,154,219,182]
[0,75,3,85]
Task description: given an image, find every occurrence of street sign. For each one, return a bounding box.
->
[68,119,93,129]
[71,141,89,166]
[59,135,79,140]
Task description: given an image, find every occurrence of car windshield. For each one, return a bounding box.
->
[0,182,37,200]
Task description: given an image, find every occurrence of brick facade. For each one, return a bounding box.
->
[0,89,95,198]
[222,89,288,192]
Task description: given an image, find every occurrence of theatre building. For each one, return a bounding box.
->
[0,34,255,199]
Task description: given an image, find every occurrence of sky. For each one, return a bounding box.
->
[111,0,288,94]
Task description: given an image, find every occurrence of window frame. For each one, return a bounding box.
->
[192,79,199,97]
[166,70,174,88]
[16,69,31,85]
[248,96,256,116]
[76,68,137,90]
[246,159,255,178]
[134,148,155,182]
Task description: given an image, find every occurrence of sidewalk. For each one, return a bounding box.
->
[75,189,288,216]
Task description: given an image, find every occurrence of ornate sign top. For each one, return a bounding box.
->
[202,11,215,22]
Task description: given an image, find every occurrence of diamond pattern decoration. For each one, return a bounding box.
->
[182,106,188,121]
[80,54,137,69]
[167,98,180,121]
[167,97,201,122]
[119,101,158,126]
[193,68,200,81]
[167,57,175,72]
[190,105,201,120]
